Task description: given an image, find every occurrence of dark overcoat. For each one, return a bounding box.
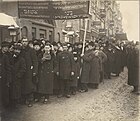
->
[11,54,26,100]
[80,50,91,84]
[112,46,122,75]
[89,54,101,84]
[70,61,81,87]
[1,52,10,106]
[120,47,127,69]
[104,49,115,74]
[56,51,75,80]
[38,52,55,94]
[127,48,139,87]
[21,46,38,95]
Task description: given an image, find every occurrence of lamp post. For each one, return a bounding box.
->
[8,25,17,42]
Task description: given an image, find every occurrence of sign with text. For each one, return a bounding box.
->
[18,1,90,20]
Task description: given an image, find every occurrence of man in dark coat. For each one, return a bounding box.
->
[37,44,55,103]
[119,42,127,72]
[11,44,26,106]
[127,43,139,94]
[56,43,75,98]
[104,44,115,79]
[112,43,122,76]
[21,37,38,107]
[0,42,11,109]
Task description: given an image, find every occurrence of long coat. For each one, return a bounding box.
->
[80,50,91,84]
[56,51,75,80]
[104,49,115,74]
[38,52,55,94]
[89,54,101,84]
[127,48,139,87]
[70,60,81,87]
[11,54,26,100]
[1,52,11,106]
[21,46,38,95]
[112,46,122,75]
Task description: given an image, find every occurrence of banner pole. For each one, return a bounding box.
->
[81,19,88,55]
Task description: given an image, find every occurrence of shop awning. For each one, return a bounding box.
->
[115,33,128,40]
[0,13,19,28]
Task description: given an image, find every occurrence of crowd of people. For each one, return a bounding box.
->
[0,37,139,110]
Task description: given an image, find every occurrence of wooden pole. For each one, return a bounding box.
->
[81,19,88,55]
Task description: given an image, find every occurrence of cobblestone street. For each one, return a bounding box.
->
[2,69,140,121]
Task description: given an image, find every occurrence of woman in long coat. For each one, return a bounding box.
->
[38,44,55,103]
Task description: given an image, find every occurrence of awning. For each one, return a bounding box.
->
[115,33,128,40]
[0,13,19,28]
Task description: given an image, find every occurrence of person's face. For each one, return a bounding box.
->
[22,39,28,47]
[68,47,73,52]
[63,46,68,51]
[88,45,93,50]
[53,45,58,51]
[2,46,9,53]
[14,49,21,55]
[34,45,40,51]
[85,47,89,51]
[29,43,33,48]
[44,45,51,51]
[78,44,82,49]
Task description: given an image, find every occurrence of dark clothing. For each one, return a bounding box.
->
[104,49,115,78]
[11,54,26,100]
[56,51,75,95]
[112,46,122,75]
[120,46,127,71]
[127,48,139,87]
[80,50,91,84]
[21,46,38,95]
[56,51,75,80]
[38,52,55,95]
[1,52,11,107]
[70,60,81,87]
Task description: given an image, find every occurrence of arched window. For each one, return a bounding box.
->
[21,26,28,38]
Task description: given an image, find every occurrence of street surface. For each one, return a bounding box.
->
[2,69,140,121]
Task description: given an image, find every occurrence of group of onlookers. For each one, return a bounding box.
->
[0,37,139,111]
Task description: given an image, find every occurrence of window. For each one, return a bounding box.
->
[49,31,53,42]
[39,29,46,39]
[32,27,36,40]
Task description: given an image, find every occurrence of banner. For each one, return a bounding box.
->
[18,1,90,20]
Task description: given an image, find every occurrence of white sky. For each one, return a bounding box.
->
[117,0,139,41]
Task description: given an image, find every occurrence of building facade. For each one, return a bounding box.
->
[0,0,125,43]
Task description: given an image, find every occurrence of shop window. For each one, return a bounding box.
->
[39,29,46,39]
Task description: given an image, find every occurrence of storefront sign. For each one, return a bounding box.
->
[18,1,90,20]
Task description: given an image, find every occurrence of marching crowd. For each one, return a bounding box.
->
[0,37,139,110]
